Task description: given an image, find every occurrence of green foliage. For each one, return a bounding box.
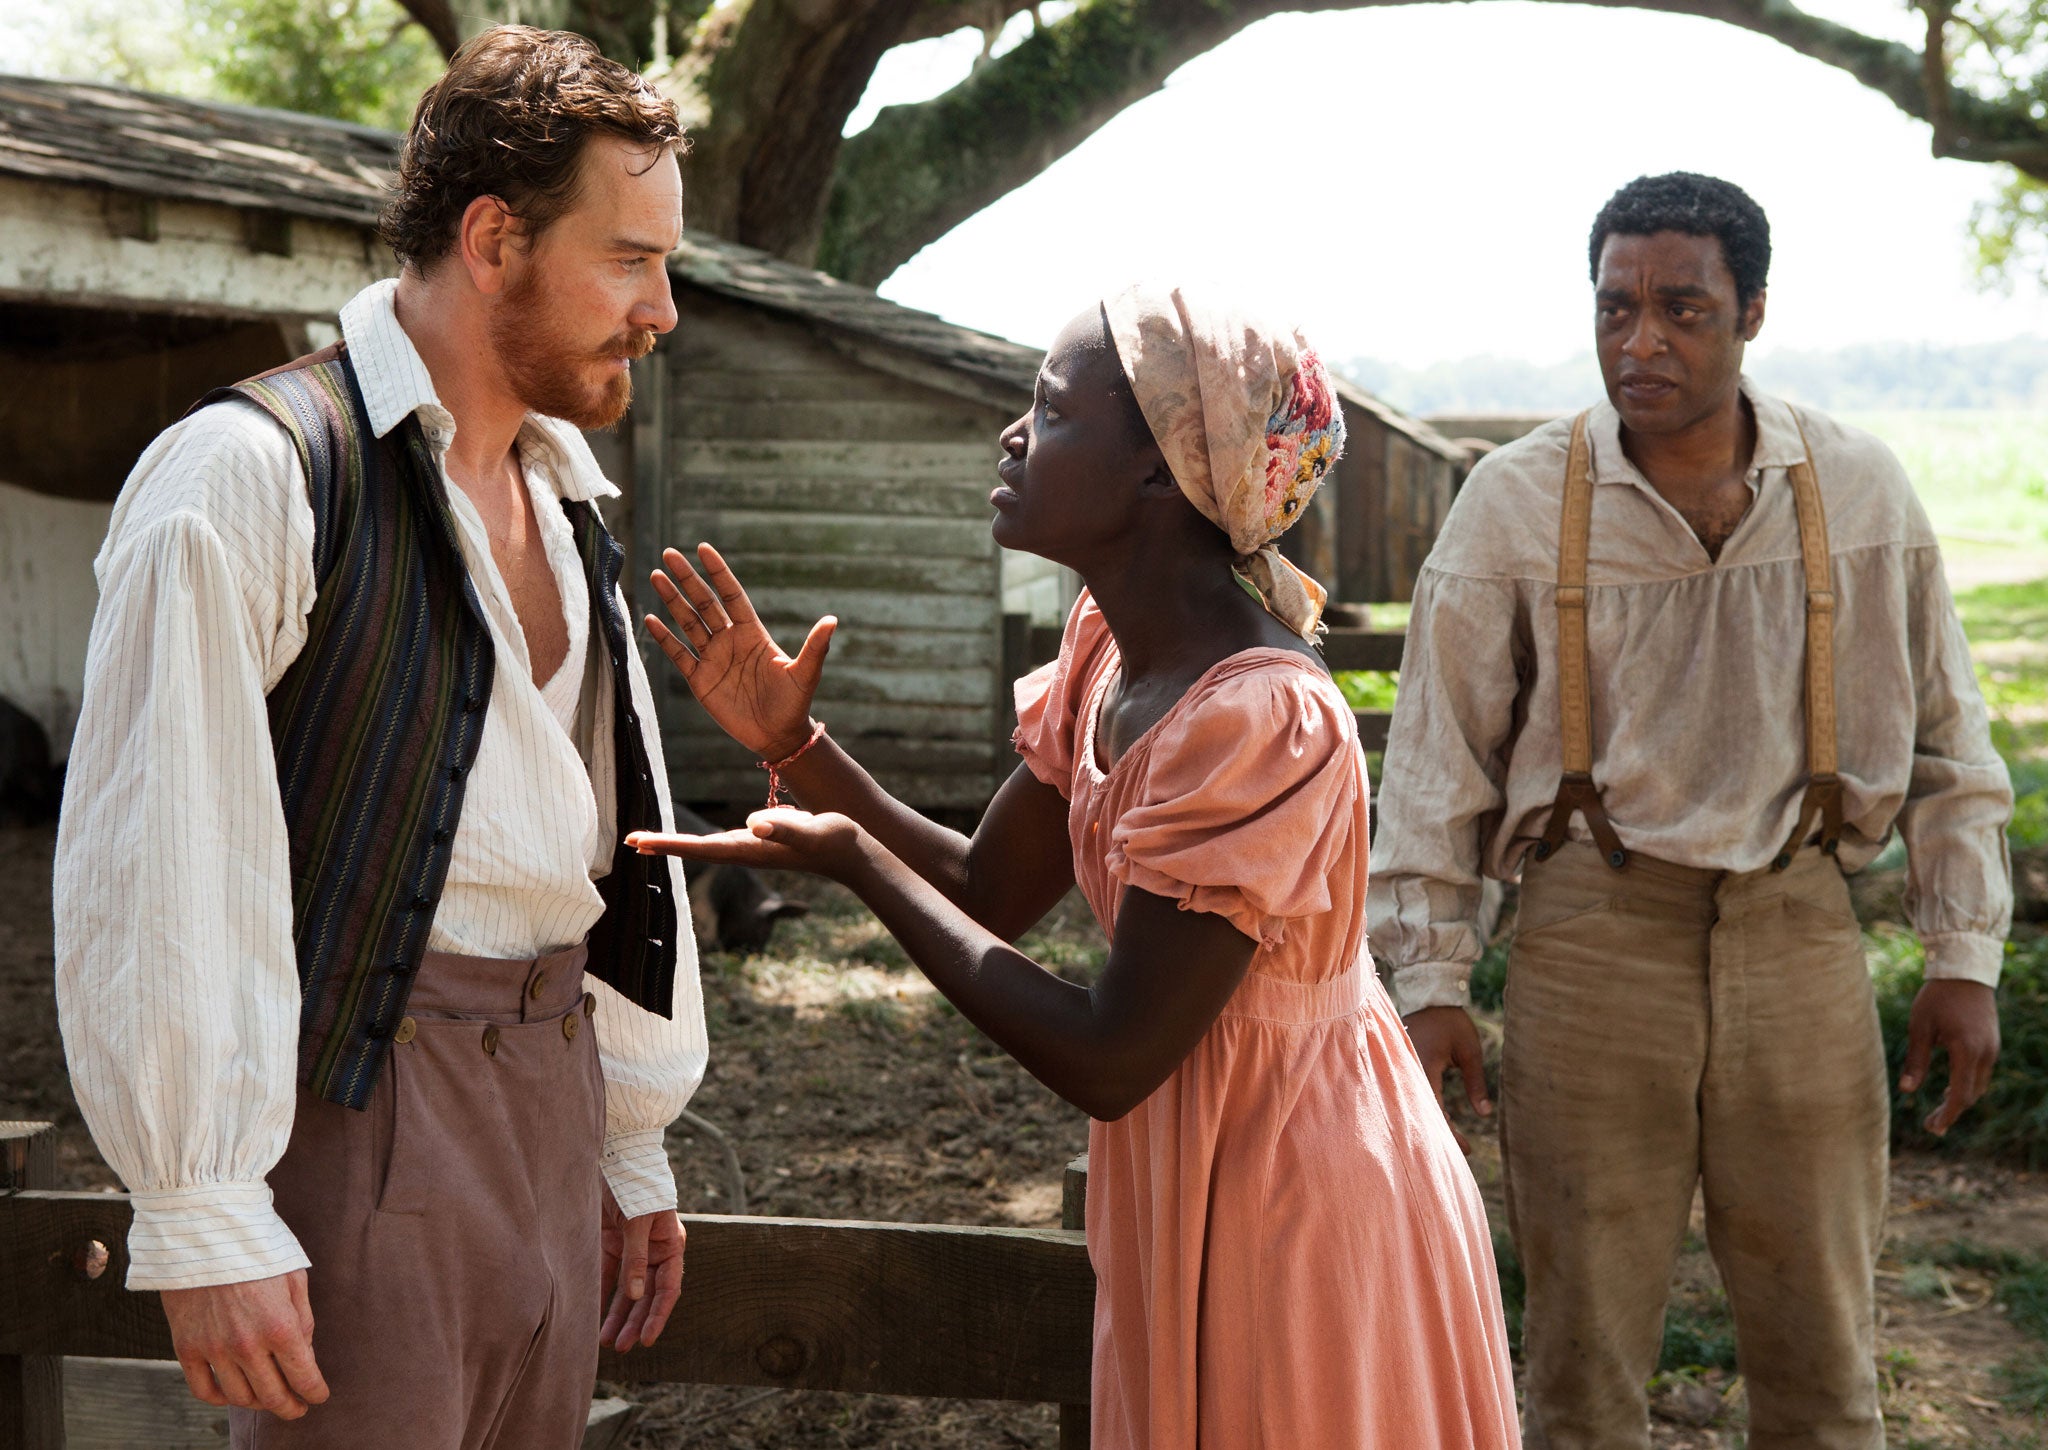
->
[1491,1229,1525,1357]
[1658,1293,1739,1374]
[33,0,443,130]
[1972,171,2048,293]
[1333,670,1398,713]
[1870,928,2048,1167]
[197,0,445,129]
[1470,939,1509,1013]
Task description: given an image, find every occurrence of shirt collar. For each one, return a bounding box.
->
[1586,375,1808,487]
[336,278,620,505]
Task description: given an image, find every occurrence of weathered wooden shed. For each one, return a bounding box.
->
[635,237,1064,815]
[0,75,397,755]
[1280,381,1472,608]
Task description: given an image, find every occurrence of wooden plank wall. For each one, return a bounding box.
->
[659,295,1012,812]
[1333,422,1461,606]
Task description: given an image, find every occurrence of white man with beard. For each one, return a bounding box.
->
[53,28,708,1447]
[1368,172,2012,1449]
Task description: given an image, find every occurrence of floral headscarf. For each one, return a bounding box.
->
[1102,283,1346,639]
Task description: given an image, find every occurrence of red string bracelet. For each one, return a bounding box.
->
[759,720,826,807]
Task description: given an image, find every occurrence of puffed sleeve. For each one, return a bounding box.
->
[1011,591,1116,794]
[1105,663,1361,950]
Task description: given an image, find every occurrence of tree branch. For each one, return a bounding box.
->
[820,0,2048,285]
[895,0,1043,46]
[394,0,462,58]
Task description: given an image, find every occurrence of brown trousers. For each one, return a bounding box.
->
[1501,844,1888,1450]
[232,944,605,1450]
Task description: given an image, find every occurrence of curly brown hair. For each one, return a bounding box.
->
[380,26,686,271]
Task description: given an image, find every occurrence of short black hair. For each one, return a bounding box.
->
[1588,172,1771,311]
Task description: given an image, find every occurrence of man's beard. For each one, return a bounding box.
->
[491,270,657,430]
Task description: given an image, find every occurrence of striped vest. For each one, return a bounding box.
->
[197,344,677,1110]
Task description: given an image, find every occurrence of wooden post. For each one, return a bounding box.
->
[1059,1153,1089,1450]
[0,1122,64,1450]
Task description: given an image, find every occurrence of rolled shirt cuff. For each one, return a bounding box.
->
[124,1182,310,1291]
[601,1127,678,1220]
[1388,959,1475,1018]
[1920,931,2007,990]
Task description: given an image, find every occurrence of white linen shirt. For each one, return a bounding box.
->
[1367,381,2013,1016]
[53,279,709,1291]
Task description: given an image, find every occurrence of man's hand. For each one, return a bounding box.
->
[1899,978,2001,1136]
[601,1192,686,1353]
[1403,1005,1493,1154]
[161,1270,328,1420]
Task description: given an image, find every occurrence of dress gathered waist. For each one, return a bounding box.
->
[1219,958,1371,1025]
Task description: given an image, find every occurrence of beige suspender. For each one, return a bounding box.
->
[1532,411,1841,874]
[1776,424,1844,869]
[1534,415,1630,869]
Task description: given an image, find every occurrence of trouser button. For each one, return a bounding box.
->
[562,1014,580,1042]
[482,1024,501,1056]
[582,992,596,1018]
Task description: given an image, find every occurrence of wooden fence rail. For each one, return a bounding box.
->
[0,1124,1097,1449]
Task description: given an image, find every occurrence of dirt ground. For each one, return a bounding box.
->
[3,821,2043,1447]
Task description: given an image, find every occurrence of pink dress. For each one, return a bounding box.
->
[1014,596,1519,1449]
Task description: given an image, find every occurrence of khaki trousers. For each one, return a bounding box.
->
[232,943,606,1450]
[1501,844,1888,1450]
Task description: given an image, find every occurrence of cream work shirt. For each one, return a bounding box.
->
[1367,380,2014,1016]
[54,279,710,1290]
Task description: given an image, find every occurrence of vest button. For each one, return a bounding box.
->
[434,828,451,844]
[465,695,483,712]
[414,894,433,910]
[448,765,465,782]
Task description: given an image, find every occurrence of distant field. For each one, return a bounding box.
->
[1847,410,2048,549]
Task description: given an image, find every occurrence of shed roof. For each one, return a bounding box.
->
[668,232,1041,401]
[0,73,396,228]
[1332,378,1470,465]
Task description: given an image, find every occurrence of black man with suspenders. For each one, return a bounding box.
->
[1369,173,2012,1448]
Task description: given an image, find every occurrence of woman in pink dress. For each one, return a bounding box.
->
[630,286,1520,1447]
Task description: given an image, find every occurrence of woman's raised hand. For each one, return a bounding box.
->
[629,808,867,884]
[645,543,837,759]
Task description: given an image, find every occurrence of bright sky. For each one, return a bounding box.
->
[6,0,2044,368]
[853,1,2048,368]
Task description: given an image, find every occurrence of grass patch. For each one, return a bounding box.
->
[1849,412,2048,549]
[1950,575,2048,851]
[1899,1241,2048,1414]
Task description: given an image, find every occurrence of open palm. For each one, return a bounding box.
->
[643,543,836,759]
